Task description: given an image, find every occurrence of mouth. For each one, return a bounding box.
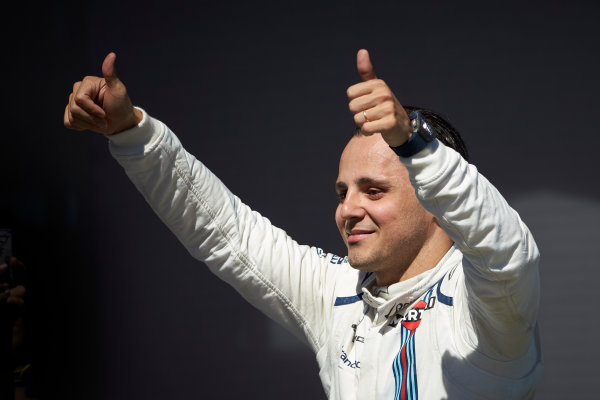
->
[346,228,374,244]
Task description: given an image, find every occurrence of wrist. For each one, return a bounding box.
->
[109,107,143,135]
[383,111,411,147]
[107,107,156,151]
[386,131,410,147]
[390,111,436,157]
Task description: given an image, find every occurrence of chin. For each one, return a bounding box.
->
[347,253,378,273]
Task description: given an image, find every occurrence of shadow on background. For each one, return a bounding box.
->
[511,192,600,400]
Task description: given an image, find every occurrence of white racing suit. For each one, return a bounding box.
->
[108,109,542,399]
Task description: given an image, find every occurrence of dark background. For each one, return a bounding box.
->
[2,0,599,398]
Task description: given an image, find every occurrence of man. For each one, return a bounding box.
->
[64,49,542,399]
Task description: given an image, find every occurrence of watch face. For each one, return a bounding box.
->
[409,111,435,141]
[411,118,418,132]
[419,121,435,141]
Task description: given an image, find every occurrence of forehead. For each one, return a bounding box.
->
[337,135,406,183]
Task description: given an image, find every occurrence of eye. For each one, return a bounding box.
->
[366,188,383,199]
[337,191,347,202]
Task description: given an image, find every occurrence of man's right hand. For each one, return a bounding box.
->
[64,52,142,135]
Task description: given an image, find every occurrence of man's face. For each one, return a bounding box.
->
[335,134,434,284]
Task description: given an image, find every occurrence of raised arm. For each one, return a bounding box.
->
[64,53,142,135]
[346,49,540,359]
[63,54,350,353]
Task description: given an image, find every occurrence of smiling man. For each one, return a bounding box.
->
[64,49,542,399]
[335,134,453,285]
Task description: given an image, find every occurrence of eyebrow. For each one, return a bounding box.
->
[356,177,389,187]
[335,177,390,192]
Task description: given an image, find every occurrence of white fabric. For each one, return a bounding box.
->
[108,109,542,399]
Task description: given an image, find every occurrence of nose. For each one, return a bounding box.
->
[339,191,366,221]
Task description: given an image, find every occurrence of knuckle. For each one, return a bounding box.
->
[74,92,87,106]
[348,100,358,113]
[69,103,81,117]
[378,92,392,102]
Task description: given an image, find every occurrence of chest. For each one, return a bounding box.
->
[321,288,454,400]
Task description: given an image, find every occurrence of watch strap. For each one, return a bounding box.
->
[391,132,430,158]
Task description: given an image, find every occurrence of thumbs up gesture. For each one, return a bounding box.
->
[64,52,142,135]
[347,49,411,147]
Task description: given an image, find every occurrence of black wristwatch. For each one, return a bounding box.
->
[391,111,437,158]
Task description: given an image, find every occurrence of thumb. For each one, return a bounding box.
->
[357,49,376,81]
[102,52,120,88]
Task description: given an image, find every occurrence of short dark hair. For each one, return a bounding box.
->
[354,106,469,162]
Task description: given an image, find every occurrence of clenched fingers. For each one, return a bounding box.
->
[66,93,99,128]
[64,77,107,131]
[361,115,399,135]
[348,89,394,116]
[352,101,396,126]
[64,101,106,131]
[347,80,395,121]
[348,81,397,130]
[346,78,389,101]
[74,78,106,118]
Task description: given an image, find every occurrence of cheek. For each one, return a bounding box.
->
[369,202,402,226]
[334,206,348,243]
[370,198,422,232]
[334,205,343,231]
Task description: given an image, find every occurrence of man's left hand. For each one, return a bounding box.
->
[347,49,411,147]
